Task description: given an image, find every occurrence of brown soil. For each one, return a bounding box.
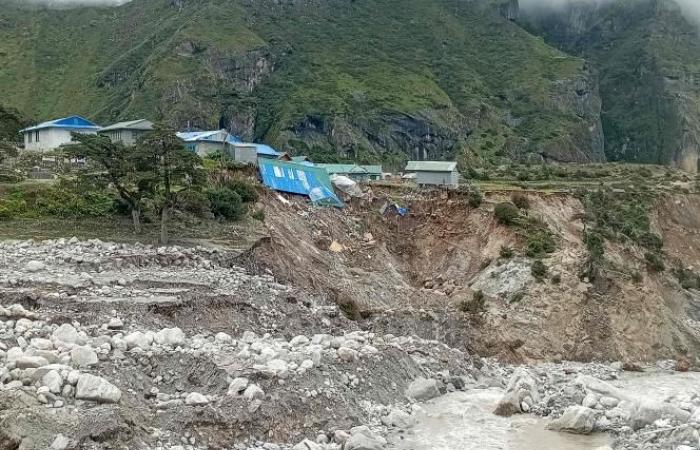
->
[247,188,700,365]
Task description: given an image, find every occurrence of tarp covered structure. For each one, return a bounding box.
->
[258,158,343,207]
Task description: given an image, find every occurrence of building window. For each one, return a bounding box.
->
[35,130,40,142]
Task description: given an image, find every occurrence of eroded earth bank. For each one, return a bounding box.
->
[3,190,700,449]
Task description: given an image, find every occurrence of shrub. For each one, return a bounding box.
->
[177,190,210,215]
[224,179,258,203]
[511,192,530,210]
[467,187,483,208]
[631,271,643,283]
[644,252,665,272]
[499,246,514,259]
[551,273,561,284]
[494,202,519,225]
[510,290,526,303]
[460,290,486,314]
[207,188,244,220]
[531,260,548,279]
[584,231,605,259]
[525,230,556,258]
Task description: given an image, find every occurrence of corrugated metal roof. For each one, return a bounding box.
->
[21,115,100,133]
[233,142,280,157]
[258,158,342,207]
[176,130,241,145]
[315,164,383,175]
[100,119,154,132]
[405,161,458,172]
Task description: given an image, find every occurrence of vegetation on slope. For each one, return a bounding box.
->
[0,0,602,167]
[521,0,700,169]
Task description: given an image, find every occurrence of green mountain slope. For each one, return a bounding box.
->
[0,0,605,166]
[521,0,700,171]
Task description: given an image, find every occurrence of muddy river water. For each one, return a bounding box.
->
[388,371,700,450]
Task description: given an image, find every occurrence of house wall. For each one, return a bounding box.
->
[232,145,258,165]
[101,129,147,146]
[415,170,459,188]
[23,128,97,152]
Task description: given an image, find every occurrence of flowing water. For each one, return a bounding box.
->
[389,388,611,450]
[390,370,700,450]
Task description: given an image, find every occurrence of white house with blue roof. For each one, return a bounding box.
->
[20,115,101,152]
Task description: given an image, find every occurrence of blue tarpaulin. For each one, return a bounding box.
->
[258,158,343,207]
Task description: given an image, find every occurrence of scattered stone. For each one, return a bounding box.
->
[405,377,441,402]
[546,406,597,434]
[243,384,265,401]
[75,373,122,403]
[15,356,49,369]
[25,260,46,272]
[154,327,186,347]
[42,370,63,394]
[494,368,539,416]
[52,324,85,346]
[228,377,249,395]
[185,392,209,406]
[70,346,98,367]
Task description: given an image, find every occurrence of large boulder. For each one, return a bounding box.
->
[345,427,387,450]
[628,400,690,430]
[124,331,153,350]
[75,373,121,403]
[52,324,85,346]
[405,377,441,402]
[494,368,539,416]
[546,405,597,434]
[69,346,98,367]
[154,328,186,347]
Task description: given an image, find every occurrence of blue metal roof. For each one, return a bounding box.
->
[258,158,342,207]
[20,115,100,133]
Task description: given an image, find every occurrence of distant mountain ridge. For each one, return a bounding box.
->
[1,0,698,170]
[520,0,700,171]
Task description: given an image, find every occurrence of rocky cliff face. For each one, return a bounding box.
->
[521,0,700,171]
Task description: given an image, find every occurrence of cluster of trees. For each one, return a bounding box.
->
[68,126,204,244]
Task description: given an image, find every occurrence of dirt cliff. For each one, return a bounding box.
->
[245,188,700,365]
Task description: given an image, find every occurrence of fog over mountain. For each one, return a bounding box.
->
[520,0,700,24]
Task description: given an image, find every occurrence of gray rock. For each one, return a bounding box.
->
[75,373,122,403]
[381,408,413,428]
[345,427,387,450]
[291,439,322,450]
[124,331,153,350]
[243,384,265,401]
[185,392,209,406]
[228,377,249,395]
[546,406,597,434]
[337,347,359,362]
[15,356,49,369]
[405,377,440,402]
[42,370,63,394]
[25,260,46,272]
[52,324,85,346]
[70,346,98,367]
[154,327,186,347]
[493,367,539,416]
[49,434,71,450]
[107,318,124,329]
[629,400,691,430]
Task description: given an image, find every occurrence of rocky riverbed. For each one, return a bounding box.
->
[0,239,699,449]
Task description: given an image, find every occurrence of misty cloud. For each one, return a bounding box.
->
[520,0,700,24]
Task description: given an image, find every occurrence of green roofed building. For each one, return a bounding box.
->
[315,164,382,181]
[404,161,459,189]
